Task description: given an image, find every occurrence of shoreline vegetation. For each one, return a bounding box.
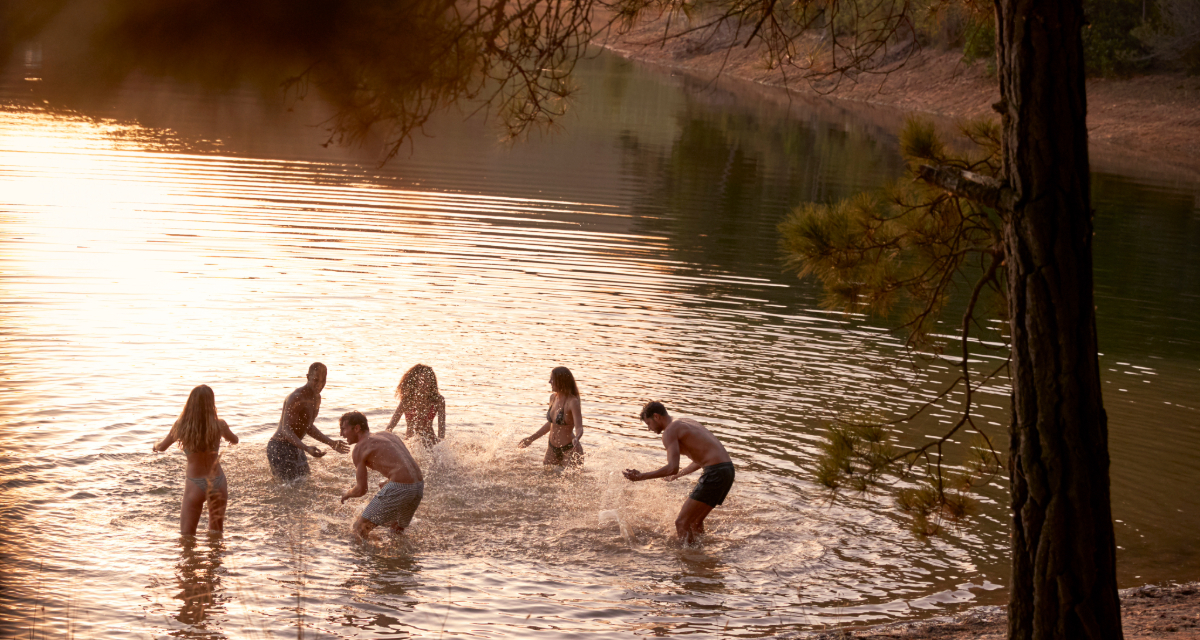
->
[595,14,1200,182]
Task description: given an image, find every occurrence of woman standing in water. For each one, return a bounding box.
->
[386,364,446,446]
[153,385,239,535]
[518,366,584,466]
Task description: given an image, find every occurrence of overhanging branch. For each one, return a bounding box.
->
[917,164,1015,212]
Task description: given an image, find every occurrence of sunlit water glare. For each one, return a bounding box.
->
[1,54,1198,638]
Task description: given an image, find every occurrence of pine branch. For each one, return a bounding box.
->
[917,164,1015,212]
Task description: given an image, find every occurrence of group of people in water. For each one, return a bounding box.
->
[153,362,736,544]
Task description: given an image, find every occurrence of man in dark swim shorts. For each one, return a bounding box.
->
[623,401,735,544]
[266,362,348,482]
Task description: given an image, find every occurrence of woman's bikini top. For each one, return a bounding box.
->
[406,397,440,423]
[547,395,571,426]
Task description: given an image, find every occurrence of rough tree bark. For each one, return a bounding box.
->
[995,0,1124,638]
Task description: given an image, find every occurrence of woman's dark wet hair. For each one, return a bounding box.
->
[397,363,439,402]
[550,366,579,397]
[341,411,369,432]
[639,401,667,421]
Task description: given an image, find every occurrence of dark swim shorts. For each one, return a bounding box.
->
[266,438,309,482]
[688,461,736,507]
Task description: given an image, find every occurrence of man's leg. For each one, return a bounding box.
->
[674,498,714,544]
[351,516,378,541]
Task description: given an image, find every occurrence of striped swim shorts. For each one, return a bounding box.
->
[360,481,424,529]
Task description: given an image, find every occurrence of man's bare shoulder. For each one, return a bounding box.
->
[374,430,402,443]
[284,385,310,404]
[670,417,706,432]
[371,430,408,451]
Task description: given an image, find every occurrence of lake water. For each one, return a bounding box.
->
[1,51,1198,638]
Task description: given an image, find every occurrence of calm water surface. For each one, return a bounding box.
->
[1,53,1198,638]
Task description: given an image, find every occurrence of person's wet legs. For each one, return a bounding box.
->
[180,480,207,535]
[674,498,714,544]
[351,516,378,541]
[205,481,227,532]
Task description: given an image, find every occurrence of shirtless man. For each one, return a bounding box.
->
[623,401,735,544]
[266,362,348,482]
[339,411,425,540]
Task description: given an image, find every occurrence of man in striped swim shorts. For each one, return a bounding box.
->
[339,411,424,540]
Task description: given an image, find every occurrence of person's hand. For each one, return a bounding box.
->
[331,440,349,454]
[309,446,326,458]
[664,473,679,482]
[517,437,531,449]
[152,444,162,453]
[573,437,581,450]
[340,492,350,504]
[623,469,642,482]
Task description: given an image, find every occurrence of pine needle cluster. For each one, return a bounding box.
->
[783,117,1010,534]
[780,116,1004,348]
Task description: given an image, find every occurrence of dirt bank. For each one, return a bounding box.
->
[597,16,1200,181]
[798,583,1200,639]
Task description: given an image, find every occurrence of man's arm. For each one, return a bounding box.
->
[341,448,370,503]
[666,460,703,481]
[623,428,681,481]
[303,392,347,452]
[276,393,320,454]
[306,422,349,453]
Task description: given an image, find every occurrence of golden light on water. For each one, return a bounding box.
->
[1,59,1198,638]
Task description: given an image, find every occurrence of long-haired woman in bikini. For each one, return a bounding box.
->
[386,364,446,447]
[153,385,240,535]
[518,366,584,466]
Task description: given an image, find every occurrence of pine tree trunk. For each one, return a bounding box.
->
[996,0,1124,638]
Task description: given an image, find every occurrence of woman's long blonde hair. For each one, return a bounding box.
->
[396,364,439,406]
[172,385,221,453]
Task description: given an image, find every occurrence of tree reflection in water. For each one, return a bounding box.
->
[1,0,599,159]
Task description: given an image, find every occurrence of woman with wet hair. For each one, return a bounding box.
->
[386,364,446,446]
[518,366,584,466]
[153,384,239,535]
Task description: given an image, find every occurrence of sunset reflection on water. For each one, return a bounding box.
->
[1,53,1198,638]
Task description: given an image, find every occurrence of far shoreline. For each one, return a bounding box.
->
[594,22,1200,184]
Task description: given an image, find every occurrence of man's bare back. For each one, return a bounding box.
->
[662,417,731,470]
[339,412,425,539]
[352,431,423,485]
